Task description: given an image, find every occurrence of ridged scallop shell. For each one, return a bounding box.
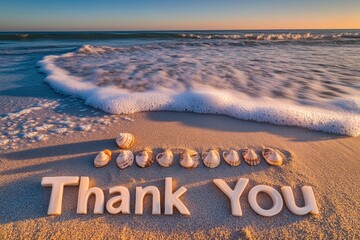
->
[116,133,135,149]
[116,150,134,169]
[156,150,174,167]
[202,150,220,168]
[180,149,199,169]
[222,150,241,166]
[94,149,112,168]
[242,148,260,166]
[136,148,154,168]
[262,148,284,166]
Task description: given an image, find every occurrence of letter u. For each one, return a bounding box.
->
[281,186,319,215]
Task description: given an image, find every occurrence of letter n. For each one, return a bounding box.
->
[135,186,161,215]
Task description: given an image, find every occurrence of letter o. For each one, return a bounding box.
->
[248,185,283,217]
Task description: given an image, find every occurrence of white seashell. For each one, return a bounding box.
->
[242,148,260,166]
[202,150,220,168]
[116,133,135,149]
[156,150,174,167]
[116,150,134,169]
[262,148,284,166]
[94,149,112,168]
[180,149,199,169]
[222,150,241,166]
[136,148,154,168]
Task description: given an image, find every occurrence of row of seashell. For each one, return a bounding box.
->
[94,132,285,168]
[94,147,285,169]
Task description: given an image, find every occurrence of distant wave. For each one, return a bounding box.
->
[178,32,360,40]
[1,31,360,41]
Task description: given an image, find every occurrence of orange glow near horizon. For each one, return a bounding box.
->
[119,13,360,31]
[0,0,359,31]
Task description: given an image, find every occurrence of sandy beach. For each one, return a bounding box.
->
[1,104,359,238]
[0,29,359,239]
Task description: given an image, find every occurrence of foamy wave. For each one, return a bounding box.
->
[77,44,115,54]
[38,45,360,136]
[179,32,360,40]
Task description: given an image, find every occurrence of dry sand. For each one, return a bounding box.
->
[0,109,359,239]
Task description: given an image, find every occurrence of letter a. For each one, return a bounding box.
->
[164,177,190,215]
[213,178,249,216]
[41,176,80,215]
[281,186,319,215]
[106,186,130,214]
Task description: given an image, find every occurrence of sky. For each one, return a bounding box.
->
[0,0,359,31]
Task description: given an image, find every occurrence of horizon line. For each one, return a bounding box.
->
[1,27,360,33]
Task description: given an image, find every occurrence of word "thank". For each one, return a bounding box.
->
[41,177,319,217]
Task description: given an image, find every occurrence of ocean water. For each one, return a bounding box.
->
[1,30,360,136]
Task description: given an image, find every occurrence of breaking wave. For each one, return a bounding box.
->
[38,43,360,136]
[179,32,360,40]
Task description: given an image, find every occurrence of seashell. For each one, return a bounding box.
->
[262,148,284,166]
[202,150,220,168]
[116,150,134,169]
[242,148,260,166]
[180,149,199,169]
[222,150,241,166]
[156,150,174,167]
[94,149,112,168]
[116,133,135,149]
[136,148,154,168]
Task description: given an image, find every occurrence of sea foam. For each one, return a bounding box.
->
[38,45,360,136]
[179,32,360,40]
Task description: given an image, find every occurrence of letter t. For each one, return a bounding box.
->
[41,176,80,215]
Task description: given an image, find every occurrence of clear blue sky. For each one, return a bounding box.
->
[1,0,359,31]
